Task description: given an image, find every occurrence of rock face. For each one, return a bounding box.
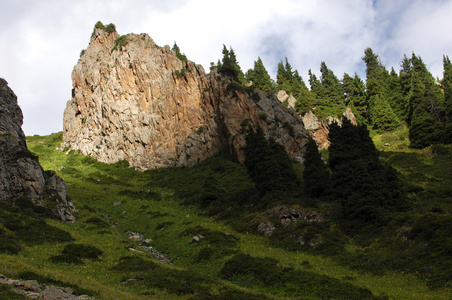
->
[276,90,297,110]
[0,78,76,222]
[62,28,308,169]
[301,108,357,150]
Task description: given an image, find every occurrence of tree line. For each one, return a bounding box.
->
[214,45,452,149]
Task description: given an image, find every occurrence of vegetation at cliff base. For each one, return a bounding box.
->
[0,130,448,299]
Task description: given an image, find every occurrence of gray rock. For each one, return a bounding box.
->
[0,78,76,222]
[257,221,276,237]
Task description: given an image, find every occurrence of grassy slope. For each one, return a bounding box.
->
[0,130,450,299]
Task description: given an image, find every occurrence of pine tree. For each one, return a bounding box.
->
[342,72,367,124]
[302,136,331,198]
[276,58,315,114]
[443,55,452,143]
[319,62,346,116]
[408,54,444,148]
[246,57,273,94]
[328,118,407,235]
[244,127,300,207]
[362,48,400,131]
[386,68,407,121]
[172,42,187,61]
[218,45,244,82]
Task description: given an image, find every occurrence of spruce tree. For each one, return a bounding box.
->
[319,62,346,116]
[328,119,407,235]
[218,45,244,83]
[302,136,331,198]
[443,55,452,143]
[276,58,315,114]
[387,68,407,120]
[408,54,444,148]
[246,57,273,94]
[362,48,400,131]
[244,127,300,207]
[172,42,187,61]
[342,72,367,124]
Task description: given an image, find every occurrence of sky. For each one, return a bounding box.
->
[1,0,451,136]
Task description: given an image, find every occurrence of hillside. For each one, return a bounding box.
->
[0,130,449,299]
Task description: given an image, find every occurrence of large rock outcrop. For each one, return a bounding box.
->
[62,27,309,169]
[302,107,357,150]
[0,78,76,222]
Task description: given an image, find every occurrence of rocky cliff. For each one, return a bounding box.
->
[62,26,309,169]
[302,107,357,150]
[0,78,76,222]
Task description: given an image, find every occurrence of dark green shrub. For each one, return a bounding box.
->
[105,23,116,33]
[50,243,103,264]
[5,218,73,246]
[118,189,161,200]
[156,221,174,230]
[0,229,22,254]
[94,21,105,30]
[143,268,213,296]
[221,254,384,299]
[112,35,129,52]
[62,243,103,259]
[111,256,158,272]
[84,216,109,229]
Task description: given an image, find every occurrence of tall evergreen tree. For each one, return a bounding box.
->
[276,58,315,114]
[408,54,444,148]
[443,55,452,143]
[218,45,244,83]
[386,68,407,121]
[246,57,273,94]
[302,136,331,198]
[328,119,407,235]
[342,72,367,124]
[362,48,400,131]
[244,127,300,207]
[319,62,346,116]
[172,42,187,61]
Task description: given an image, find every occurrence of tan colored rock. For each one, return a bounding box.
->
[302,108,357,150]
[63,28,308,169]
[276,90,297,110]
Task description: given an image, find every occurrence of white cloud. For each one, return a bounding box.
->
[0,0,450,136]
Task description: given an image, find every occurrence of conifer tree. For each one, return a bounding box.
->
[342,72,367,124]
[386,68,407,120]
[244,127,300,207]
[246,57,273,94]
[408,54,444,148]
[319,62,346,116]
[328,119,407,235]
[443,55,452,143]
[276,58,315,114]
[362,48,400,131]
[172,42,187,61]
[218,45,244,83]
[302,136,331,198]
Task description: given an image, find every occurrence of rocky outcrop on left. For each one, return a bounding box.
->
[0,78,76,222]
